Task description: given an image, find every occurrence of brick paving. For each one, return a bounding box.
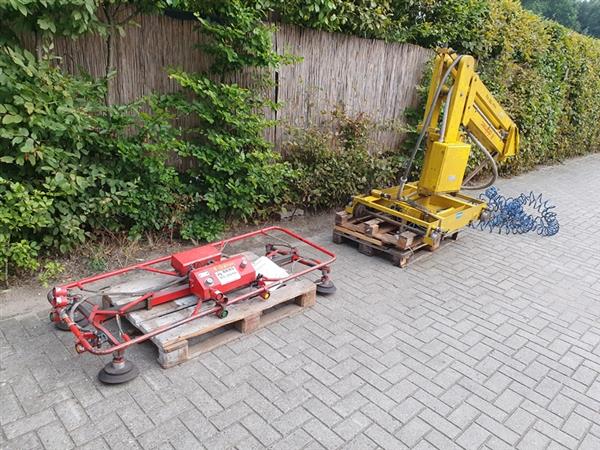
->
[1,154,600,449]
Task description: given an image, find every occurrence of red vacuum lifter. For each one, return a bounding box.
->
[48,227,336,384]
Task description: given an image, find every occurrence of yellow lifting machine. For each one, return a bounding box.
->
[343,48,520,251]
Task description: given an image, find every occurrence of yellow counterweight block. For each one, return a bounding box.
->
[418,142,471,195]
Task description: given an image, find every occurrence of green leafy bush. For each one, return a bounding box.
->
[283,109,399,210]
[264,0,488,49]
[156,0,295,238]
[38,261,65,287]
[0,0,99,45]
[161,71,292,239]
[193,0,294,74]
[0,46,187,277]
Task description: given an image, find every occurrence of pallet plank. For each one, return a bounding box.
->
[334,225,382,246]
[333,211,456,267]
[125,278,317,367]
[157,279,314,348]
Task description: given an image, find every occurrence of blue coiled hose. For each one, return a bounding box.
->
[472,186,559,236]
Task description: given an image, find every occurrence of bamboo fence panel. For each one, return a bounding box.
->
[28,14,432,153]
[275,24,432,150]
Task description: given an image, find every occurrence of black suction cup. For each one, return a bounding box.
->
[98,358,139,385]
[316,279,337,295]
[54,309,88,331]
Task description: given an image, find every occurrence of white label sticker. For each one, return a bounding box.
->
[214,266,241,284]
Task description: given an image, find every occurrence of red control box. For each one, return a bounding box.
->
[171,244,222,275]
[189,254,256,300]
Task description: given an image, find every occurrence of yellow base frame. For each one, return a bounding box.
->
[345,183,486,247]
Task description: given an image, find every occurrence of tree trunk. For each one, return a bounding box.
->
[105,31,113,106]
[34,31,43,61]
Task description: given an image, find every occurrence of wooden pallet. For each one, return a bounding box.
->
[124,278,316,368]
[333,211,457,267]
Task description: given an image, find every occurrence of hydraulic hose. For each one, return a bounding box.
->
[438,85,454,143]
[396,55,464,199]
[461,131,498,191]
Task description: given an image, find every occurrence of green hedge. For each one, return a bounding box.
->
[474,0,600,172]
[0,47,188,275]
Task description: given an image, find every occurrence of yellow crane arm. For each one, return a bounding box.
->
[414,49,519,196]
[423,49,519,163]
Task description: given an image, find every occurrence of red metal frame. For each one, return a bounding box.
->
[49,226,336,357]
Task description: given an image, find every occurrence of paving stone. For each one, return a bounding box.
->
[160,424,198,450]
[396,416,431,447]
[486,435,518,450]
[234,434,262,450]
[78,437,111,450]
[448,402,480,430]
[389,396,425,423]
[332,390,368,418]
[36,421,75,450]
[439,384,470,409]
[270,428,313,450]
[154,397,197,426]
[364,423,407,450]
[332,412,372,441]
[303,378,340,406]
[516,428,550,450]
[69,413,123,447]
[386,379,418,403]
[3,408,56,440]
[476,414,520,446]
[2,432,43,450]
[562,412,591,440]
[54,398,89,432]
[209,402,252,430]
[535,377,563,400]
[340,432,378,449]
[178,408,218,442]
[505,408,536,436]
[244,390,283,422]
[271,406,312,435]
[494,388,523,414]
[240,412,281,446]
[456,422,491,449]
[533,418,579,448]
[418,408,461,440]
[199,423,250,450]
[303,417,344,449]
[303,396,343,427]
[425,429,462,450]
[0,387,24,424]
[102,425,141,450]
[580,432,600,450]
